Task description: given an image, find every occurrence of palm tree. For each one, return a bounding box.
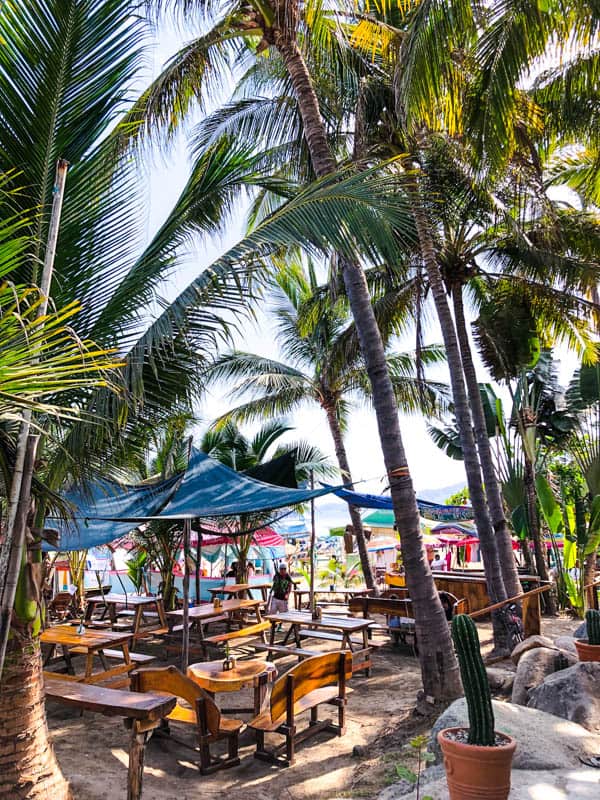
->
[200,417,335,582]
[0,3,433,794]
[144,0,462,700]
[205,261,451,591]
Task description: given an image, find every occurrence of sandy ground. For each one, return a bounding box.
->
[46,614,580,800]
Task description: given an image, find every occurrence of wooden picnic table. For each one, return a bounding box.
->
[166,598,263,647]
[265,610,374,675]
[42,624,134,687]
[293,587,370,610]
[187,658,277,715]
[84,593,167,639]
[207,581,271,602]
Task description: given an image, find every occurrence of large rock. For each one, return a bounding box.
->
[574,621,587,639]
[430,698,600,770]
[511,646,561,705]
[528,661,600,732]
[555,635,578,655]
[511,634,557,664]
[486,667,514,695]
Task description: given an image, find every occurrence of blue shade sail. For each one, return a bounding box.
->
[46,449,335,551]
[44,474,180,552]
[334,487,474,521]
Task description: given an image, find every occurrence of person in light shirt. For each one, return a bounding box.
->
[431,551,446,571]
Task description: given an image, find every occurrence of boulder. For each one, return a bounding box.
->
[430,697,600,770]
[511,646,561,705]
[486,667,514,695]
[574,621,587,639]
[511,634,557,664]
[528,661,600,733]
[554,635,578,655]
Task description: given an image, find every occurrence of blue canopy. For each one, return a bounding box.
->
[335,487,474,521]
[46,449,335,551]
[150,448,332,520]
[45,475,180,552]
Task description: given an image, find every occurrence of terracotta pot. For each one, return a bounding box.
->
[575,639,600,662]
[438,727,516,800]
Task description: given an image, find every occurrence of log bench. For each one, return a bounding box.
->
[44,676,176,800]
[247,651,352,766]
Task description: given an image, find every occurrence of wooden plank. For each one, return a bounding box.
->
[253,643,319,659]
[204,621,270,644]
[44,676,176,720]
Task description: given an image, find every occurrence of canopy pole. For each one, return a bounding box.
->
[195,530,201,605]
[181,518,191,672]
[309,471,317,619]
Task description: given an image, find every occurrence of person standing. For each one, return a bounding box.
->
[270,563,294,613]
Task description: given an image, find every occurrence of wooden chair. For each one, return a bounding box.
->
[131,665,243,774]
[247,651,352,766]
[47,591,78,622]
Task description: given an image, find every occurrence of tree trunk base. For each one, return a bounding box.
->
[0,635,72,800]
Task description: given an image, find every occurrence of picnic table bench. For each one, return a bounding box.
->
[203,621,271,654]
[44,676,176,800]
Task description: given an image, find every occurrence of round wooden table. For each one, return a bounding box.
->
[187,659,277,715]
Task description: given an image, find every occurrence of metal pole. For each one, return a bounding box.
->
[0,159,68,674]
[309,471,317,618]
[181,518,191,672]
[195,531,201,605]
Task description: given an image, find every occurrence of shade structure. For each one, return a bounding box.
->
[45,448,336,551]
[144,448,333,520]
[334,486,474,521]
[44,475,180,552]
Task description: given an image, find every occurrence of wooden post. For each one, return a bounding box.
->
[195,531,201,605]
[181,518,191,672]
[127,721,148,800]
[309,471,316,618]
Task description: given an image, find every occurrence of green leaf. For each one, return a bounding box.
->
[536,474,564,536]
[395,765,417,783]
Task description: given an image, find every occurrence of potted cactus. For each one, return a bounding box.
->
[438,615,516,800]
[575,608,600,662]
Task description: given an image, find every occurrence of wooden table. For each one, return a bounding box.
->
[166,598,263,648]
[266,610,374,675]
[85,593,167,639]
[42,624,134,687]
[293,587,370,610]
[187,658,277,714]
[208,581,271,602]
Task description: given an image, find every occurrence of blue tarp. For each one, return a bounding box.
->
[46,449,335,551]
[45,475,180,552]
[149,448,333,520]
[334,487,474,521]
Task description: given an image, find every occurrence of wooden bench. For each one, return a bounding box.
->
[253,642,320,660]
[297,629,385,648]
[132,665,243,775]
[69,647,156,666]
[44,676,176,800]
[203,621,270,654]
[247,651,352,766]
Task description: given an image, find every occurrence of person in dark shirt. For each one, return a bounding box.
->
[270,563,294,613]
[225,561,238,578]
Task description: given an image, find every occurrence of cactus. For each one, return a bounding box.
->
[585,608,600,645]
[451,614,495,746]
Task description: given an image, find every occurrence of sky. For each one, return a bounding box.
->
[138,17,579,518]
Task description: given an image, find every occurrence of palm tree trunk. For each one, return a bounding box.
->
[523,455,555,613]
[0,636,72,799]
[452,288,522,599]
[323,404,377,593]
[274,31,460,700]
[409,192,507,613]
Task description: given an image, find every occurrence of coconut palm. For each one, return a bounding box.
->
[205,261,451,591]
[0,2,439,794]
[143,0,462,699]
